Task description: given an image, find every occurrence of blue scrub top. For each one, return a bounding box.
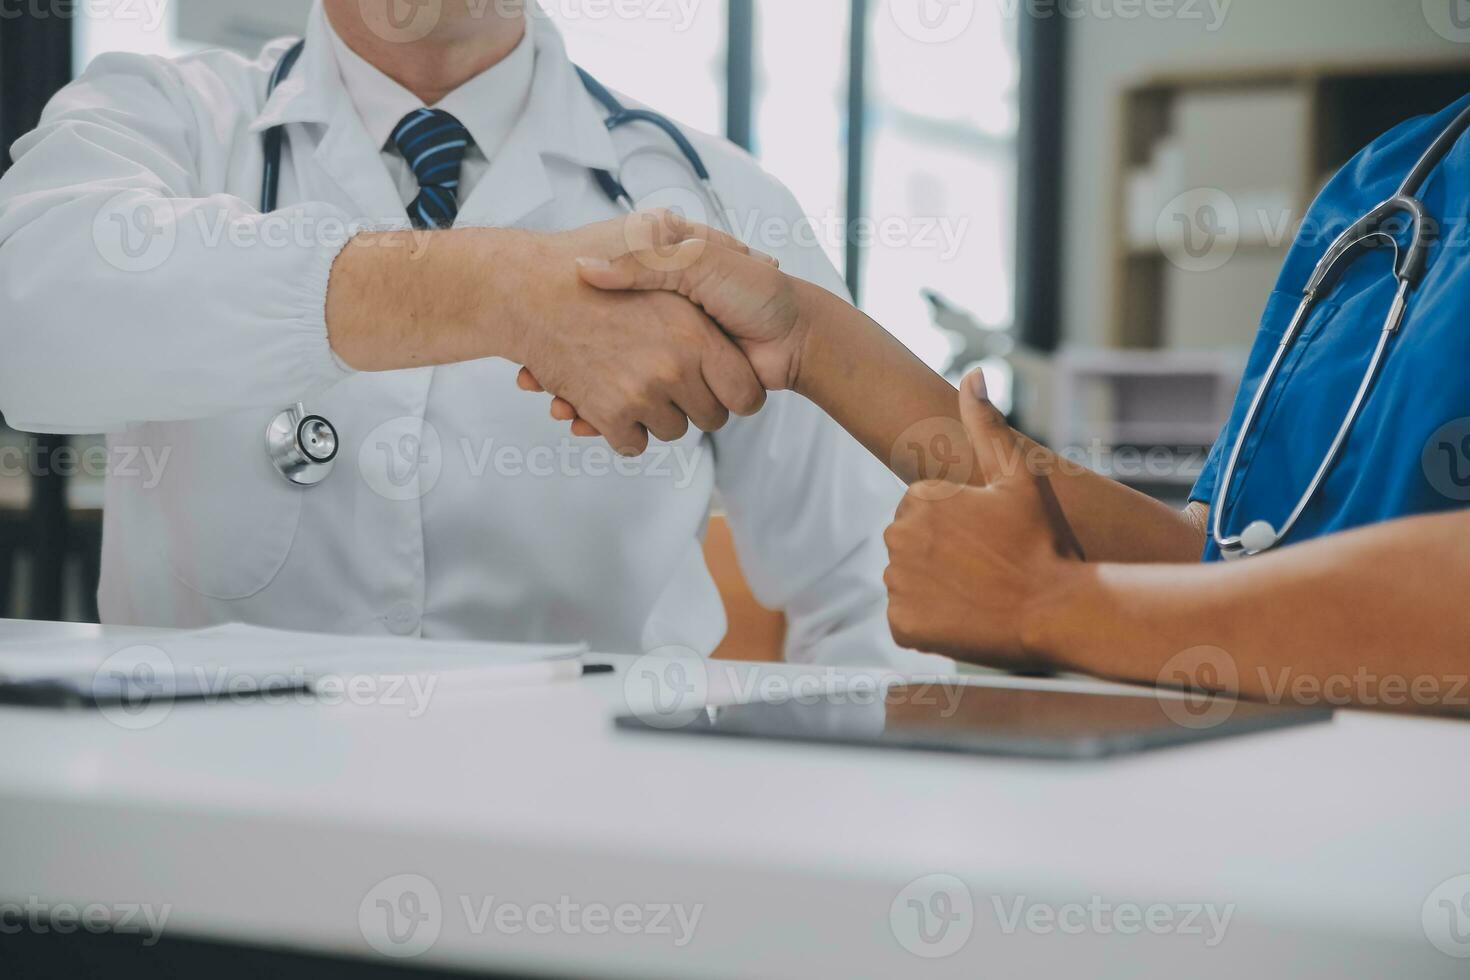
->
[1193,92,1470,562]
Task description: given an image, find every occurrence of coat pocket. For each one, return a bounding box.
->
[145,410,305,600]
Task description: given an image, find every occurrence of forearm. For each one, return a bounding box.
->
[792,281,1204,563]
[325,227,534,371]
[1030,508,1470,716]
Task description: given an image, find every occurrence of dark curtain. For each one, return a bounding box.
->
[1,4,77,619]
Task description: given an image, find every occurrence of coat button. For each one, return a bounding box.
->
[385,602,421,636]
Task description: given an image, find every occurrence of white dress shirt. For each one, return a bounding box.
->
[326,17,535,208]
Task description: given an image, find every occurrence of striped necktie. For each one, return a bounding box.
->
[390,108,474,230]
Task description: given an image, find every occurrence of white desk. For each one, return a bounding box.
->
[2,619,1468,978]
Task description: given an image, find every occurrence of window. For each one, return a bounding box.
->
[860,5,1020,367]
[548,2,728,137]
[74,5,199,74]
[746,2,1021,369]
[750,0,851,273]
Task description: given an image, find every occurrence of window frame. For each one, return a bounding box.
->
[725,1,1066,349]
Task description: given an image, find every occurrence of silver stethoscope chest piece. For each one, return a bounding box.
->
[267,403,339,487]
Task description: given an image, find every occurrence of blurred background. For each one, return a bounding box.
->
[2,0,1468,627]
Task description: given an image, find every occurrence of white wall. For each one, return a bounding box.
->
[1060,0,1470,348]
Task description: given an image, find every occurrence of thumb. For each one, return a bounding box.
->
[958,369,1017,486]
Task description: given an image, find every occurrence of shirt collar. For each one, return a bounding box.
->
[327,12,535,161]
[249,3,341,133]
[249,3,618,172]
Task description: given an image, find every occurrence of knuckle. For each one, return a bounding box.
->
[667,353,696,382]
[887,610,913,648]
[652,366,684,393]
[610,403,640,429]
[733,384,765,417]
[915,480,946,500]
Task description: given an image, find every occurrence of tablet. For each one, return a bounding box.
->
[614,681,1333,760]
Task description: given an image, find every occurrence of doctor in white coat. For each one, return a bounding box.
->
[0,0,939,668]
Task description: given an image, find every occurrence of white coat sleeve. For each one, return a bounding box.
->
[0,52,353,434]
[708,162,954,674]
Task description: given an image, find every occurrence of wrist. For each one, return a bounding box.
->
[788,279,842,398]
[1020,560,1103,674]
[466,227,546,364]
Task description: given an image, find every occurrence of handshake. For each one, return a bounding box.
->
[502,210,815,455]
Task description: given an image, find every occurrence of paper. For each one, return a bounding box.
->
[0,622,585,686]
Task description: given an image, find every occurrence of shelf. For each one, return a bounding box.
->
[1109,57,1470,350]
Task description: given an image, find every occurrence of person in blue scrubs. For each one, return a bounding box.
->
[527,93,1470,715]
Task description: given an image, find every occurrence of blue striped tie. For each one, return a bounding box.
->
[390,108,473,230]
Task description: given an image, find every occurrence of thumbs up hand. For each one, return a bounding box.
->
[883,370,1085,669]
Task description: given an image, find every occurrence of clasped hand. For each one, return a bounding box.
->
[518,211,1085,668]
[506,209,798,456]
[513,210,805,449]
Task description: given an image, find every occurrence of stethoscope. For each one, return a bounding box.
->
[1212,100,1470,560]
[259,40,732,486]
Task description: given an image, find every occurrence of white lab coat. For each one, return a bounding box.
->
[0,5,946,670]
